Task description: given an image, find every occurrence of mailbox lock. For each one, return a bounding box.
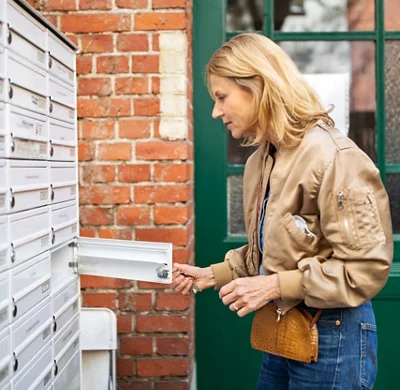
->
[12,299,17,317]
[49,56,52,69]
[50,140,54,157]
[53,316,57,332]
[13,354,18,372]
[49,97,53,113]
[157,265,169,279]
[51,228,56,245]
[10,139,15,153]
[11,247,15,263]
[54,360,58,376]
[51,185,55,201]
[8,82,13,100]
[7,24,12,45]
[10,190,15,208]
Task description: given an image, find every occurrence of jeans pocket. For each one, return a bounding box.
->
[360,323,378,390]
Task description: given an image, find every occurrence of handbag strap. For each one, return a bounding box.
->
[309,309,323,329]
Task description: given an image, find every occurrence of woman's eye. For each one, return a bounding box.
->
[218,96,225,102]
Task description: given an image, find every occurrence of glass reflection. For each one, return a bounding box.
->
[228,175,246,234]
[227,0,263,32]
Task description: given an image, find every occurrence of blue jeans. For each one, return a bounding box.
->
[257,301,377,390]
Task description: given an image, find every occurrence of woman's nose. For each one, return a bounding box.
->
[212,105,223,119]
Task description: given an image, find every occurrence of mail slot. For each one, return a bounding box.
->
[50,200,78,247]
[7,83,47,116]
[48,99,75,125]
[12,341,52,390]
[53,348,80,390]
[6,0,46,51]
[48,55,75,87]
[0,77,5,104]
[0,159,5,215]
[6,28,46,70]
[48,32,75,71]
[1,104,48,160]
[50,162,77,204]
[50,242,75,289]
[6,160,49,213]
[9,206,51,268]
[49,117,76,162]
[0,328,11,386]
[49,75,75,109]
[7,51,47,98]
[11,252,51,322]
[53,333,79,382]
[0,271,9,332]
[0,46,5,79]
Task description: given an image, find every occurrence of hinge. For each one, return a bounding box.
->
[68,261,79,274]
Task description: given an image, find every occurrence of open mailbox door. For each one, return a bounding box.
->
[69,237,172,284]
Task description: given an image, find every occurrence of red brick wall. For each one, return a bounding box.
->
[28,0,195,388]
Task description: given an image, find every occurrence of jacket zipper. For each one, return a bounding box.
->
[337,192,354,248]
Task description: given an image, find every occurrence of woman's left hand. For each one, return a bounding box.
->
[219,274,281,317]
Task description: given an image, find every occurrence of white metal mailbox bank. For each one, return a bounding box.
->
[0,1,173,389]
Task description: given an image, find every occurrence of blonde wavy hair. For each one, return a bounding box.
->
[206,33,334,148]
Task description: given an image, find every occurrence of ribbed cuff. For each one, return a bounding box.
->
[210,262,233,290]
[278,269,305,300]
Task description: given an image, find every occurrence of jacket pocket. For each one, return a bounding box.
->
[360,322,378,390]
[282,213,319,248]
[335,186,385,249]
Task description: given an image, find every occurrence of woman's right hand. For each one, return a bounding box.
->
[172,263,215,295]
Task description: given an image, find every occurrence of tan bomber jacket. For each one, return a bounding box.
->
[211,126,393,312]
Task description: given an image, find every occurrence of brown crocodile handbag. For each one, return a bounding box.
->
[250,302,322,363]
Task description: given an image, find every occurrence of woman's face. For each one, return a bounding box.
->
[209,74,256,139]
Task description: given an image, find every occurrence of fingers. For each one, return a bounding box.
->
[219,280,235,300]
[175,277,193,295]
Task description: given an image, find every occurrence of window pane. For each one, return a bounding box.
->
[228,137,257,164]
[280,40,376,161]
[385,41,400,164]
[387,175,400,234]
[275,0,375,32]
[227,0,264,32]
[228,175,245,234]
[385,0,400,31]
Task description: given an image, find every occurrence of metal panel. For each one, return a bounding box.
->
[6,0,46,51]
[9,206,51,268]
[48,56,75,87]
[49,118,76,162]
[48,100,75,125]
[0,327,11,387]
[48,33,76,71]
[53,313,79,359]
[75,237,172,284]
[53,334,79,382]
[0,271,9,332]
[7,83,47,116]
[48,75,75,109]
[53,349,80,390]
[10,252,51,322]
[50,200,78,247]
[50,162,77,205]
[0,215,8,272]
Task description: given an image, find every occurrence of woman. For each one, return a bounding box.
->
[172,33,393,389]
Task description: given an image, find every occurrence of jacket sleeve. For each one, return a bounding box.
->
[278,147,393,308]
[210,245,252,289]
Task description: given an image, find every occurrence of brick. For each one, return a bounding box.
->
[136,141,187,160]
[80,206,114,225]
[98,229,132,240]
[78,77,111,96]
[116,0,148,8]
[137,359,189,377]
[61,14,131,33]
[44,0,76,11]
[156,382,189,390]
[78,98,131,118]
[117,359,135,377]
[117,316,133,333]
[26,0,40,9]
[154,163,188,182]
[81,120,115,139]
[156,337,189,355]
[45,15,58,27]
[80,0,112,10]
[119,293,153,311]
[135,13,185,30]
[172,247,190,263]
[81,165,115,183]
[97,55,129,74]
[156,293,190,311]
[81,275,131,288]
[154,205,188,224]
[134,184,188,203]
[80,186,131,205]
[120,337,152,355]
[118,381,152,390]
[76,56,92,74]
[118,164,151,182]
[116,77,148,95]
[98,143,132,161]
[81,35,114,53]
[119,119,151,139]
[80,228,96,237]
[138,281,168,289]
[136,227,188,245]
[132,55,159,73]
[116,206,151,225]
[117,34,149,52]
[82,292,117,309]
[152,0,185,9]
[152,34,160,51]
[78,141,95,161]
[152,77,160,94]
[136,316,189,333]
[134,98,160,116]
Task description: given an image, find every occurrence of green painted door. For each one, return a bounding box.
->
[194,1,400,389]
